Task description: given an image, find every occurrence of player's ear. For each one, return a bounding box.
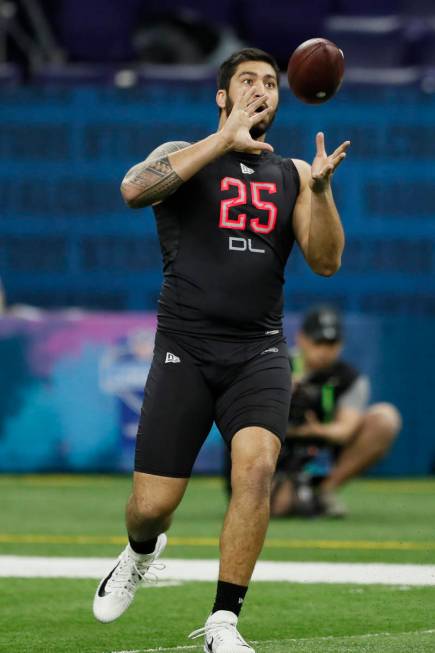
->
[216,89,226,111]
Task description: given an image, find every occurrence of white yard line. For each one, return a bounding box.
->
[111,647,196,653]
[109,628,435,653]
[1,555,435,586]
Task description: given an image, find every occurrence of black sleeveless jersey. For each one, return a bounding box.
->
[154,149,300,339]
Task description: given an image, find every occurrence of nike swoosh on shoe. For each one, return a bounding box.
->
[98,561,120,597]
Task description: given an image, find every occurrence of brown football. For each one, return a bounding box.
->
[287,38,345,104]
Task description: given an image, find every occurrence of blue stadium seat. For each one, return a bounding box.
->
[53,0,237,65]
[0,63,22,85]
[136,63,216,84]
[32,64,120,85]
[325,16,406,67]
[400,0,435,17]
[52,0,144,62]
[416,28,435,66]
[238,0,333,67]
[142,0,237,27]
[336,0,400,14]
[420,67,435,93]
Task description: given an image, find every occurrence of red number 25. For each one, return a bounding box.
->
[219,177,277,234]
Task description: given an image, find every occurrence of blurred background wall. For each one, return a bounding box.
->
[0,0,434,475]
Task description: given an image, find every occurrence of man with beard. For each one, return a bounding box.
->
[93,48,350,652]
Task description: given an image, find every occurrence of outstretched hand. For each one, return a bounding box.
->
[310,132,350,193]
[220,86,274,153]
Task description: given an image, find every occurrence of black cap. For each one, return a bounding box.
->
[301,306,343,343]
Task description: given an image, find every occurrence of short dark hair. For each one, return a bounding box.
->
[217,48,280,92]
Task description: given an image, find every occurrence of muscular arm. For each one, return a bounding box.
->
[291,133,349,276]
[121,86,274,209]
[121,137,227,209]
[292,159,344,276]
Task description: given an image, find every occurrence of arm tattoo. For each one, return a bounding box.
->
[122,141,190,207]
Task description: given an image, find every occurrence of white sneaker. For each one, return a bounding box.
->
[93,533,167,623]
[188,610,255,653]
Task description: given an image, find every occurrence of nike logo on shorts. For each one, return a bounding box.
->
[261,347,279,355]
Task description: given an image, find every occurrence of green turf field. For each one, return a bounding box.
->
[1,475,435,652]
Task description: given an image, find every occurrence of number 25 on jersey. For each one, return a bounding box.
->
[219,177,277,234]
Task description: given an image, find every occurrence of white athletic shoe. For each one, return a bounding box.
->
[93,533,167,623]
[188,610,255,653]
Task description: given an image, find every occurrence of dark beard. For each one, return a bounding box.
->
[225,96,277,141]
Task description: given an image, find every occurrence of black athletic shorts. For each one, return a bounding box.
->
[134,330,291,478]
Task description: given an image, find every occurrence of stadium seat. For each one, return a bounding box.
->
[416,29,435,66]
[53,0,238,66]
[420,66,435,93]
[238,0,333,68]
[336,0,400,14]
[141,0,237,27]
[32,64,121,85]
[325,16,406,67]
[0,63,22,85]
[136,63,216,83]
[400,0,435,17]
[52,0,144,62]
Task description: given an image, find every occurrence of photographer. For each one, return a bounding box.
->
[271,306,401,518]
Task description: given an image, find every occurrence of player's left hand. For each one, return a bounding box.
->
[309,132,350,193]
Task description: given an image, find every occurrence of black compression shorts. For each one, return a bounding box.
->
[134,330,292,478]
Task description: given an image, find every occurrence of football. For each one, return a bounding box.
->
[287,38,345,104]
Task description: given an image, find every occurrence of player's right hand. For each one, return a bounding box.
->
[219,87,274,153]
